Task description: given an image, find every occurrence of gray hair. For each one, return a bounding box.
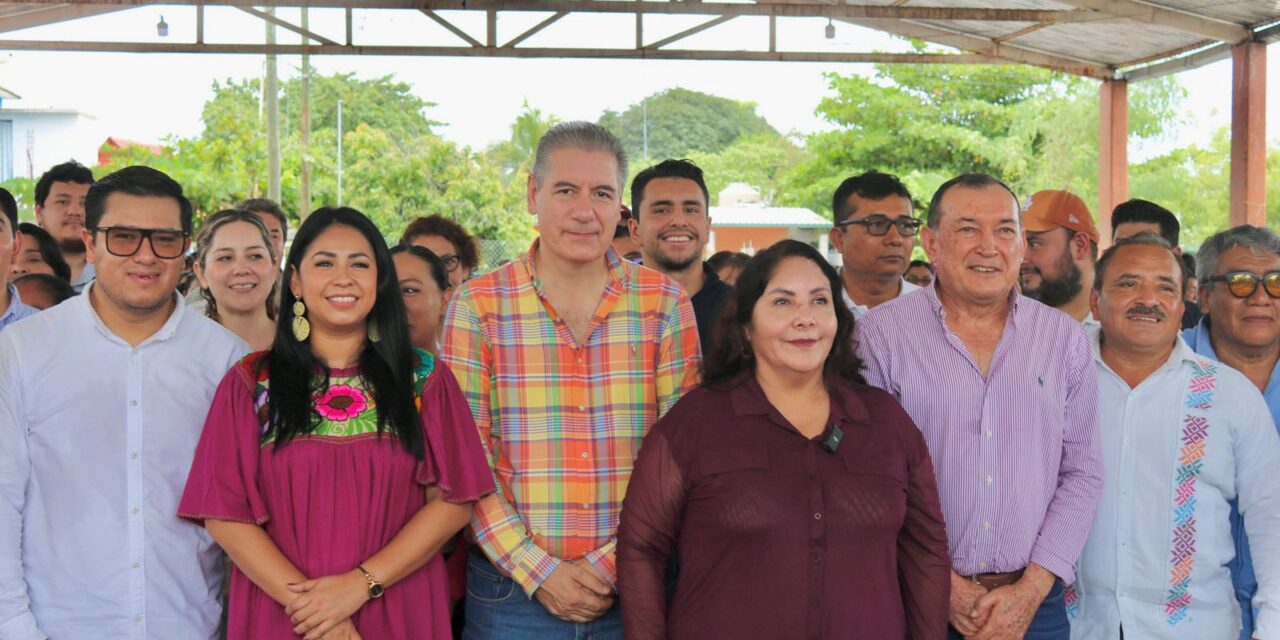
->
[531,121,628,193]
[1093,231,1183,291]
[1196,225,1280,284]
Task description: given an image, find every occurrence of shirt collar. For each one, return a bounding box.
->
[1089,323,1200,375]
[78,281,188,346]
[923,278,1022,326]
[0,283,28,321]
[838,271,920,313]
[727,371,871,426]
[521,238,630,296]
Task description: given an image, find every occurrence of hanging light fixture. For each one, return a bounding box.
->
[157,15,169,37]
[825,18,836,39]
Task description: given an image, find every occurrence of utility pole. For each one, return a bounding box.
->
[299,7,312,220]
[642,97,649,159]
[337,99,343,206]
[265,7,281,201]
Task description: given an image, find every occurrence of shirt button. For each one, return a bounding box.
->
[132,562,140,569]
[130,452,138,460]
[578,405,586,412]
[131,507,139,515]
[985,430,992,438]
[979,562,987,570]
[985,476,993,485]
[134,615,142,623]
[580,451,589,459]
[581,503,589,509]
[983,521,991,530]
[130,400,138,407]
[813,512,822,520]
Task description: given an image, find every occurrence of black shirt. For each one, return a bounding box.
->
[690,262,732,355]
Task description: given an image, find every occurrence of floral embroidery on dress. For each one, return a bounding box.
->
[315,385,369,422]
[245,349,435,445]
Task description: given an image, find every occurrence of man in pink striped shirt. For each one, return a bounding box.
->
[856,173,1104,640]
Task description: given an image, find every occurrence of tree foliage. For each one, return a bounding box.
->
[599,88,783,163]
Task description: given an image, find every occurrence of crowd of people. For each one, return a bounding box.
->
[0,119,1277,640]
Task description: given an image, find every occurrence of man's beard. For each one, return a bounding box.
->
[1026,252,1083,308]
[650,250,701,273]
[58,236,86,255]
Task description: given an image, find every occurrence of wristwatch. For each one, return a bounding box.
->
[357,564,385,599]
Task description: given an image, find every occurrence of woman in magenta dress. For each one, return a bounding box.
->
[179,206,495,640]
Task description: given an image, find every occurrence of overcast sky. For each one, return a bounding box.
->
[0,5,1266,161]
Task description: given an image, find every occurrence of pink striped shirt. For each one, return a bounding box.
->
[855,285,1103,583]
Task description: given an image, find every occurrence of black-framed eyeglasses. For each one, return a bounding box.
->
[1206,271,1280,299]
[94,226,190,259]
[439,253,461,272]
[835,215,923,237]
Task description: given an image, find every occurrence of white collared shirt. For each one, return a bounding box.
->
[841,276,921,320]
[0,284,249,640]
[1071,328,1280,640]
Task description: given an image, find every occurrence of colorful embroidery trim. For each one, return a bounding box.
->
[1164,359,1216,626]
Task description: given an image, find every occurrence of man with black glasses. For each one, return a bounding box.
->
[1183,224,1280,640]
[0,166,248,639]
[828,171,923,319]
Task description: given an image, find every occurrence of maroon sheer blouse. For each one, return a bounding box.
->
[617,374,950,640]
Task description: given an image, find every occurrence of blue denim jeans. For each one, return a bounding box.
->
[948,580,1070,640]
[462,550,623,640]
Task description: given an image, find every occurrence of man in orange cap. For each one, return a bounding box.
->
[1020,189,1100,326]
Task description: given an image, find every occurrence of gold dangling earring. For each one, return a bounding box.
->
[367,321,380,343]
[291,299,311,342]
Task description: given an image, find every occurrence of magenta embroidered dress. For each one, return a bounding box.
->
[178,349,495,639]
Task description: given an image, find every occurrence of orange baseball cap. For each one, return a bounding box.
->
[1021,190,1098,243]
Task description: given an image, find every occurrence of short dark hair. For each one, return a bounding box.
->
[831,170,913,225]
[13,273,75,306]
[35,160,93,207]
[0,188,16,233]
[926,173,1020,229]
[391,244,452,293]
[1111,199,1180,247]
[237,197,289,244]
[630,159,710,217]
[398,215,480,271]
[1093,231,1185,291]
[705,240,864,387]
[86,166,194,235]
[16,222,71,282]
[907,259,934,274]
[707,250,750,273]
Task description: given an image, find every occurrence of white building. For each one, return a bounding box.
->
[708,182,832,262]
[0,88,101,181]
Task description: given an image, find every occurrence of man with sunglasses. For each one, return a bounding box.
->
[0,166,249,639]
[828,171,923,319]
[1183,224,1280,640]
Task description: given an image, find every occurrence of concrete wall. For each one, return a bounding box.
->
[0,110,102,181]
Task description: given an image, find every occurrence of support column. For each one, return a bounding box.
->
[1230,40,1267,228]
[1098,78,1128,247]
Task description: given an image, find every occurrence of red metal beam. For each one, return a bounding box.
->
[1098,78,1128,246]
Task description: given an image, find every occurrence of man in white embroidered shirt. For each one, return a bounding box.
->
[0,166,248,639]
[1072,232,1280,639]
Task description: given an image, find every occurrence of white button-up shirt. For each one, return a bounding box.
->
[0,284,248,640]
[1071,328,1280,640]
[841,276,920,320]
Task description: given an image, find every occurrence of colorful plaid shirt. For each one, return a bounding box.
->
[441,241,701,596]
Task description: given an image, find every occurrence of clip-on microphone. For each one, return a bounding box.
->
[820,424,844,454]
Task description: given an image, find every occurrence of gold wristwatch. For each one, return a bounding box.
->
[357,564,385,599]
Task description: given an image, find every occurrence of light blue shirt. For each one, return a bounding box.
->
[0,285,37,331]
[0,285,248,639]
[1184,318,1280,639]
[1071,329,1280,639]
[71,261,94,294]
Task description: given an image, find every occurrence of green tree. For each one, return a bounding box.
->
[599,88,782,163]
[485,100,559,182]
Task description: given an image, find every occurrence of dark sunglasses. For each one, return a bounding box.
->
[94,226,190,259]
[835,215,922,237]
[1206,271,1280,299]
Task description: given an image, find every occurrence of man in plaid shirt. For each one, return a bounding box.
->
[441,121,702,640]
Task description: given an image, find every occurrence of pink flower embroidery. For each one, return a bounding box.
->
[315,385,368,422]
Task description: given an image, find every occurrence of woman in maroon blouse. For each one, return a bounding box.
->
[618,239,951,639]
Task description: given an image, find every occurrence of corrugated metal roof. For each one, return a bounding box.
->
[711,204,831,229]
